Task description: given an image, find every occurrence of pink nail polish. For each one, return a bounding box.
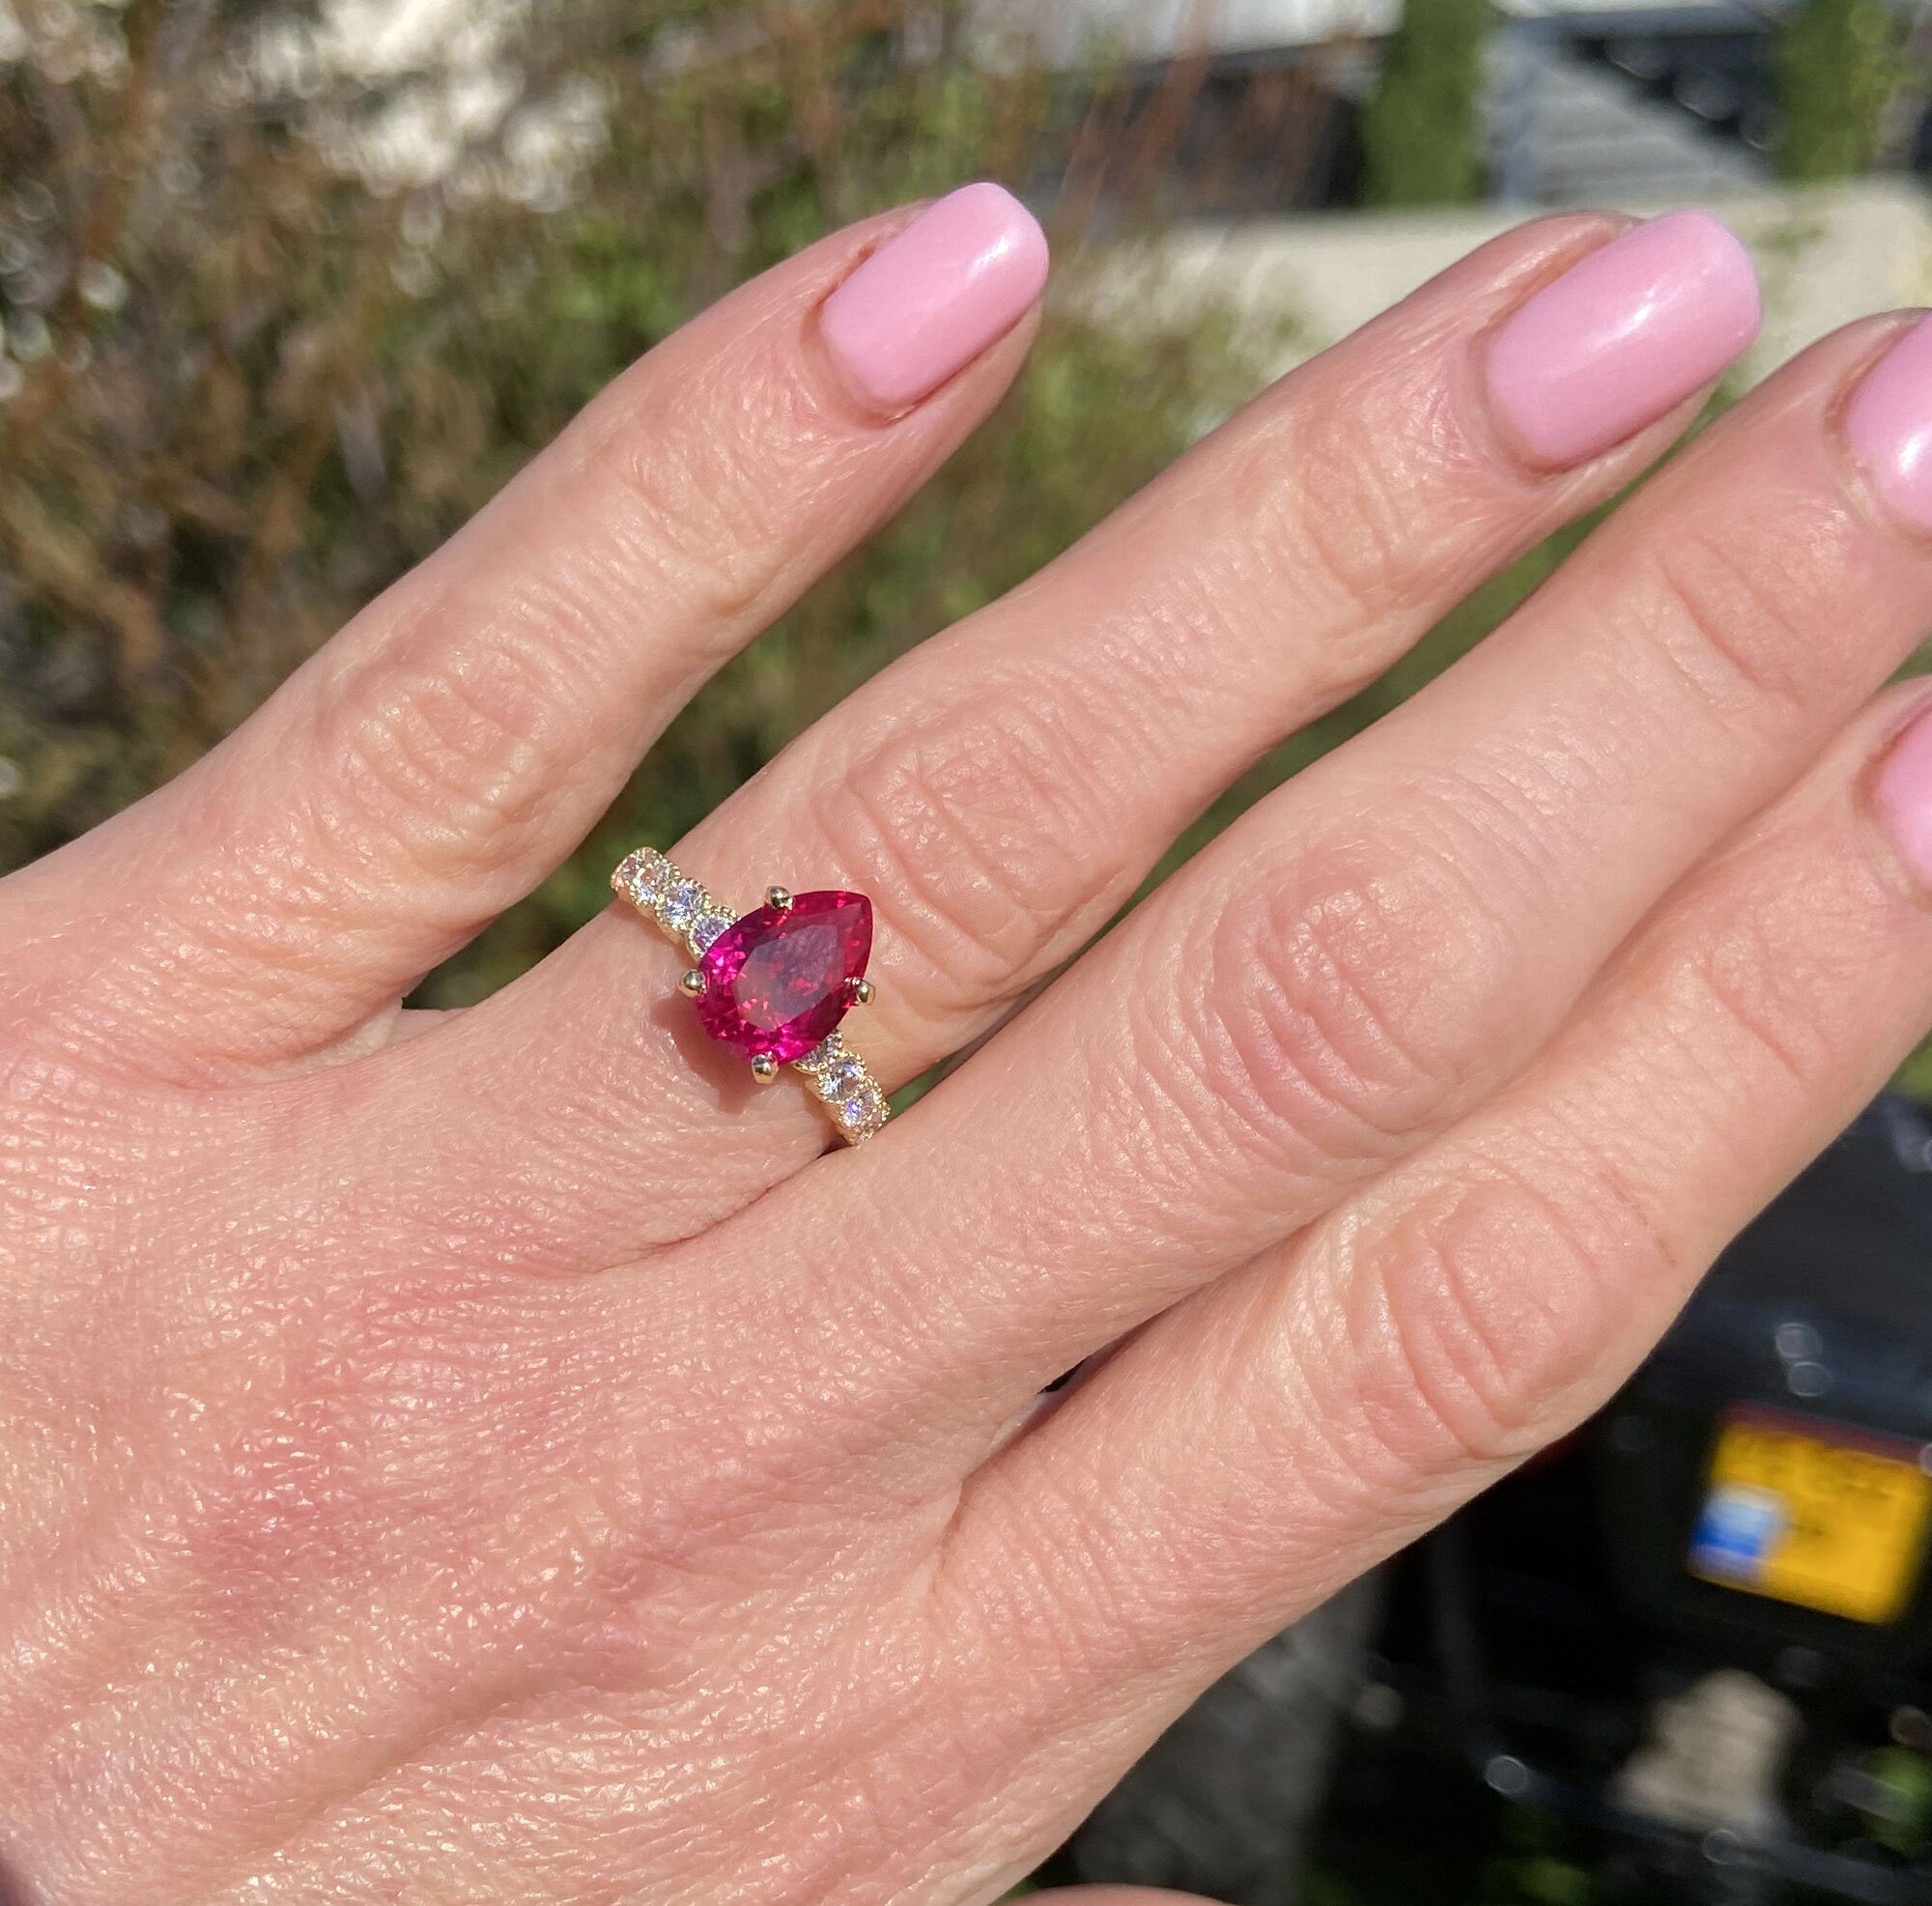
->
[1876,700,1932,888]
[820,183,1049,413]
[1846,315,1932,526]
[1486,211,1761,468]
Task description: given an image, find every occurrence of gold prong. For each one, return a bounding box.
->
[750,1053,780,1084]
[765,885,794,911]
[678,968,706,997]
[848,978,874,1006]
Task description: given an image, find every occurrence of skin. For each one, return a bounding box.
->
[4,204,1932,1904]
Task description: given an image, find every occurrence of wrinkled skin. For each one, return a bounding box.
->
[5,204,1932,1906]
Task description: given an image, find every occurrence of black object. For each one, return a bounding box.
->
[1062,1095,1932,1903]
[1602,1095,1932,1677]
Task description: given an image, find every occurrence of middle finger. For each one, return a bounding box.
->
[758,301,1932,1444]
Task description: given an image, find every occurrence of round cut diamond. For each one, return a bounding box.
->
[614,848,668,907]
[838,1084,883,1128]
[660,879,704,934]
[690,911,735,953]
[818,1054,864,1096]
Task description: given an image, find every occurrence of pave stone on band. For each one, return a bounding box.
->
[612,847,890,1145]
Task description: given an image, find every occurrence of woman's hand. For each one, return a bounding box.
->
[6,184,1932,1905]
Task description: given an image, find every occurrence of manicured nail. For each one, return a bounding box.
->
[1876,701,1932,888]
[820,183,1049,413]
[1486,211,1761,467]
[1846,315,1932,526]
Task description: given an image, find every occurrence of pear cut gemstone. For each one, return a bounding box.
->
[694,891,873,1066]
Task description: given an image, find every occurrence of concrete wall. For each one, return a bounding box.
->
[1094,180,1932,389]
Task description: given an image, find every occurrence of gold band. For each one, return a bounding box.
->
[611,847,889,1146]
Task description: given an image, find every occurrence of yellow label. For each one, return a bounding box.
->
[1689,1413,1932,1626]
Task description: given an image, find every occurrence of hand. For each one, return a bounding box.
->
[7,184,1932,1905]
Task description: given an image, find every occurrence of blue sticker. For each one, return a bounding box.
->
[1690,1482,1787,1583]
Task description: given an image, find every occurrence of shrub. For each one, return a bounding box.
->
[1361,0,1492,208]
[0,0,1255,1003]
[1774,0,1908,181]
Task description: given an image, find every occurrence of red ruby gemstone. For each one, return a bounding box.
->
[694,890,873,1065]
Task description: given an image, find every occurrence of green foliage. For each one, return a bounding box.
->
[1300,1873,1362,1905]
[1773,0,1908,181]
[1361,0,1492,208]
[1851,1746,1932,1857]
[1892,1034,1932,1102]
[0,0,1250,1010]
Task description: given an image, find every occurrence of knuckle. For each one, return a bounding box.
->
[1342,1151,1664,1481]
[808,680,1129,1005]
[1236,426,1401,644]
[1216,375,1480,696]
[587,347,834,630]
[1174,836,1517,1174]
[1641,508,1857,723]
[1677,900,1831,1097]
[309,620,582,884]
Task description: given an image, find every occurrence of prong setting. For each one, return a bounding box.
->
[848,977,874,1006]
[613,846,888,1143]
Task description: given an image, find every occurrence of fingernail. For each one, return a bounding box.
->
[1876,700,1932,888]
[1846,315,1932,526]
[820,183,1049,413]
[1486,211,1761,468]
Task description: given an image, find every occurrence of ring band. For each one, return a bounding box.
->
[611,848,890,1145]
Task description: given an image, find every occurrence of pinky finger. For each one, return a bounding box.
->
[938,681,1932,1734]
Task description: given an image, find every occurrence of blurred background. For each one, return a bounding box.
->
[11,2,1932,1901]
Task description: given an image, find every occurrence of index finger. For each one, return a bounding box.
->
[4,186,1049,1081]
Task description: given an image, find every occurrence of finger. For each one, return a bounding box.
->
[761,303,1932,1433]
[419,212,1761,1243]
[933,685,1932,1754]
[6,186,1048,1079]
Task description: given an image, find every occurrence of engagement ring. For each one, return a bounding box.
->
[612,848,889,1145]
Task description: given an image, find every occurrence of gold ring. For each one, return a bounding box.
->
[611,848,889,1145]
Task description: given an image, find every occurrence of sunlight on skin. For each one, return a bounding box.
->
[12,190,1932,1905]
